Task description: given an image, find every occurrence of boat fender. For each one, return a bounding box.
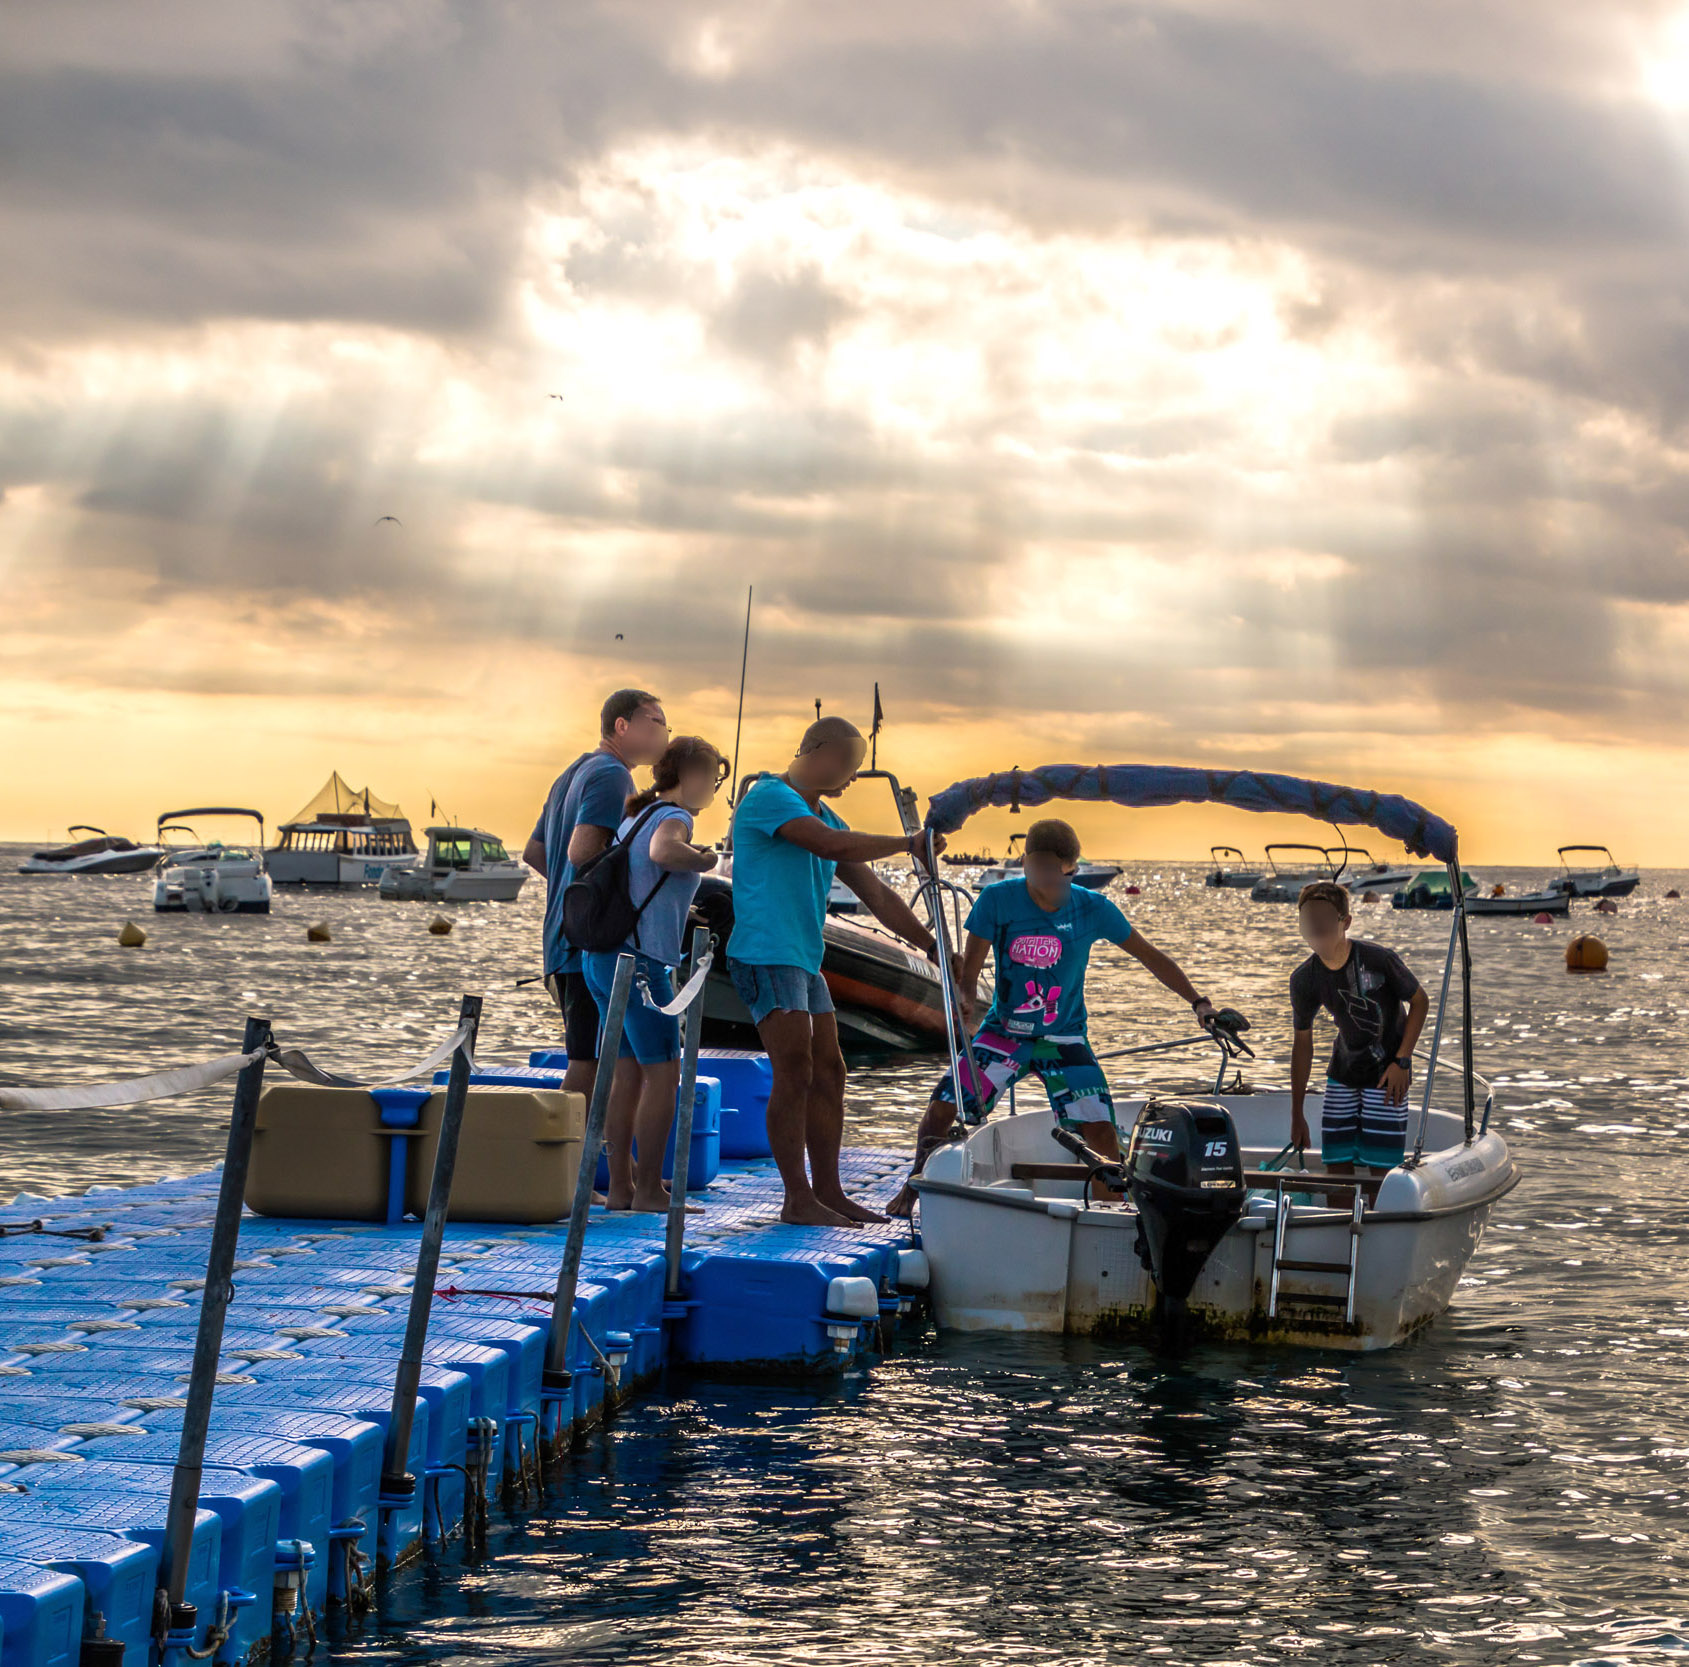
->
[825,1276,879,1319]
[1566,934,1609,972]
[118,921,146,947]
[428,915,453,936]
[1531,912,1554,925]
[307,922,331,942]
[895,1248,930,1291]
[1594,898,1619,915]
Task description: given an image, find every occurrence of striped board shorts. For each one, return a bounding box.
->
[933,1029,1115,1130]
[1320,1081,1408,1170]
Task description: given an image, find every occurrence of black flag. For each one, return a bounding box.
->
[871,682,884,740]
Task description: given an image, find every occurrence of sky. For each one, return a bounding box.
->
[5,0,1689,864]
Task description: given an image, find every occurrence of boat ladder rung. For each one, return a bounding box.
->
[1267,1186,1364,1325]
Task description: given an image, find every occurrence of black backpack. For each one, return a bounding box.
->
[561,803,676,954]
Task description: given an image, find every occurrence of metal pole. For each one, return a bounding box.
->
[1409,903,1460,1165]
[664,926,709,1300]
[924,831,969,1121]
[1454,848,1477,1144]
[545,952,635,1386]
[727,585,752,807]
[162,1015,270,1615]
[381,992,482,1497]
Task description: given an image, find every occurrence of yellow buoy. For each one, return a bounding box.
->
[1566,934,1609,972]
[117,921,146,948]
[428,915,453,936]
[306,922,331,943]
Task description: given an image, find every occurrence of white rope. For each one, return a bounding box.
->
[271,1020,474,1090]
[0,1047,265,1113]
[639,950,714,1017]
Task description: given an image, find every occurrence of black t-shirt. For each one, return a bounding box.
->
[1290,939,1422,1088]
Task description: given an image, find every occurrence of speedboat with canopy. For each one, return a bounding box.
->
[152,809,273,913]
[18,827,165,876]
[1248,843,1339,902]
[1551,845,1639,899]
[908,763,1518,1352]
[1203,846,1261,888]
[1327,845,1413,892]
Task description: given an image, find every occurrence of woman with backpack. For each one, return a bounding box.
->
[580,735,726,1211]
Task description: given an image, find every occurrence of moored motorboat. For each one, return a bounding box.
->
[1551,845,1640,899]
[379,826,528,902]
[1329,845,1413,892]
[1249,843,1338,902]
[1465,886,1569,916]
[907,760,1515,1351]
[978,833,1122,890]
[1203,846,1261,888]
[152,809,273,914]
[1392,869,1478,910]
[18,827,165,876]
[267,773,420,886]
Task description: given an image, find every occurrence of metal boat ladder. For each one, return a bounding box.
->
[1265,1181,1364,1324]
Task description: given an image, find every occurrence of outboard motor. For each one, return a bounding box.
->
[1126,1100,1247,1334]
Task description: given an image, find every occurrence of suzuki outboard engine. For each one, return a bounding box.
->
[1126,1100,1247,1333]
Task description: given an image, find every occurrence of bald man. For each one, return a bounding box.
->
[727,717,949,1228]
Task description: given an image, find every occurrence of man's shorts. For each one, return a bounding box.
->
[933,1028,1115,1129]
[582,951,681,1065]
[727,960,835,1028]
[1320,1080,1408,1170]
[545,968,601,1062]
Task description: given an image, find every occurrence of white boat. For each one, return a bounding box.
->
[977,833,1122,891]
[379,826,528,902]
[18,827,165,876]
[1248,843,1338,902]
[267,773,420,886]
[1330,845,1413,893]
[1203,846,1261,888]
[909,759,1513,1352]
[152,808,273,914]
[1551,844,1640,899]
[1464,885,1569,916]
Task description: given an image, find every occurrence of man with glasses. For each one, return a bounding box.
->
[727,715,949,1228]
[524,689,671,1104]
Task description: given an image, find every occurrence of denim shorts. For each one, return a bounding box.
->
[727,959,835,1026]
[582,951,681,1065]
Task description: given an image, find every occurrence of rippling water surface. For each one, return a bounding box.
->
[3,851,1687,1664]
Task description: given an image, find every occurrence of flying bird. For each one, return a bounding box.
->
[615,633,624,641]
[549,394,565,401]
[374,515,401,526]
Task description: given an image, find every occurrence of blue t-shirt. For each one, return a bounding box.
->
[726,776,848,974]
[617,803,700,966]
[966,879,1132,1039]
[532,749,634,976]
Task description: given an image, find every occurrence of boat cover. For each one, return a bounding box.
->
[284,772,404,826]
[924,764,1457,863]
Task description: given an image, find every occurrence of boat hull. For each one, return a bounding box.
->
[19,848,163,876]
[1465,890,1569,915]
[913,1101,1516,1352]
[1558,872,1640,898]
[1204,872,1260,889]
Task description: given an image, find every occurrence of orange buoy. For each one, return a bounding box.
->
[1123,884,1141,896]
[306,922,331,943]
[1531,912,1554,924]
[1566,934,1609,972]
[1491,883,1506,897]
[428,915,453,936]
[1594,898,1619,915]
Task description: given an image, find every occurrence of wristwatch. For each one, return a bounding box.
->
[1392,1056,1413,1071]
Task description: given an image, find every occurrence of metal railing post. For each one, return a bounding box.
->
[162,1015,270,1621]
[1408,905,1460,1165]
[381,993,482,1501]
[664,927,709,1300]
[544,952,635,1389]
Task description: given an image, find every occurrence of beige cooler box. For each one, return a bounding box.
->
[404,1085,586,1223]
[246,1084,390,1220]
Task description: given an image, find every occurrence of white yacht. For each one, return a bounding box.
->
[1203,846,1261,888]
[267,773,420,886]
[18,828,165,876]
[1551,845,1640,899]
[380,826,528,902]
[152,809,273,914]
[1329,845,1414,892]
[977,833,1122,891]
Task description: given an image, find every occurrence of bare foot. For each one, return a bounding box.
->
[606,1190,635,1211]
[592,1191,608,1206]
[886,1184,917,1220]
[780,1197,858,1229]
[820,1192,889,1225]
[628,1188,672,1213]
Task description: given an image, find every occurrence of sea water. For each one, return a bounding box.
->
[2,851,1686,1664]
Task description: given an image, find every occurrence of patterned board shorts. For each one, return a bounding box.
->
[932,1029,1116,1129]
[1320,1080,1409,1169]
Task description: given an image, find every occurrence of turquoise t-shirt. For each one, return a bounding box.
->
[726,777,848,974]
[966,878,1132,1039]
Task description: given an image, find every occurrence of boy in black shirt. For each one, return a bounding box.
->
[1290,881,1430,1173]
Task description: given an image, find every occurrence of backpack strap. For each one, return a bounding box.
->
[620,803,689,954]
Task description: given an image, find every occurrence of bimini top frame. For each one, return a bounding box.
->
[919,763,1475,1163]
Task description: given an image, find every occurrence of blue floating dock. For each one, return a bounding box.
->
[0,1051,924,1667]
